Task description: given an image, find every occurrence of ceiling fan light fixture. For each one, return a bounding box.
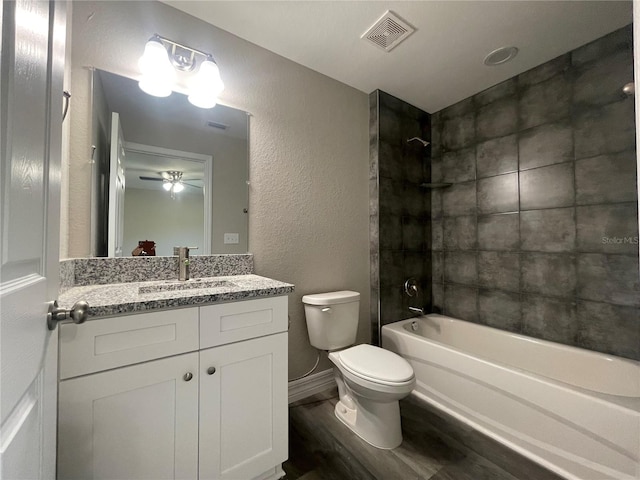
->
[159,171,186,195]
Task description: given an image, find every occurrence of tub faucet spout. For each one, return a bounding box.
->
[409,306,424,316]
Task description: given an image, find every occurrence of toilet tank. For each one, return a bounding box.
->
[302,291,360,350]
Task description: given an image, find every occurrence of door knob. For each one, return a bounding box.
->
[47,300,89,330]
[207,367,216,375]
[183,372,193,382]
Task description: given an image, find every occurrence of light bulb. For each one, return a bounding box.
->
[138,37,175,97]
[139,76,173,97]
[162,181,172,191]
[173,182,185,193]
[188,58,224,109]
[138,39,171,73]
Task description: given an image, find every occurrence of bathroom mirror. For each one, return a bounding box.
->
[90,69,249,257]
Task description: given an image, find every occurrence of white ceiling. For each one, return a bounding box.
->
[163,1,633,113]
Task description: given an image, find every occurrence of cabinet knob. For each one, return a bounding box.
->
[207,367,216,375]
[183,372,193,382]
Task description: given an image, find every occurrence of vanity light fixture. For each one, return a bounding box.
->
[138,34,224,108]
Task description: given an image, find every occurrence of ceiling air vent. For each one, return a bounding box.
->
[205,120,229,130]
[361,11,415,52]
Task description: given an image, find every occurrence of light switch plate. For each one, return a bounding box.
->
[224,233,239,244]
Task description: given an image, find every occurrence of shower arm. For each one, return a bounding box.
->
[407,137,429,147]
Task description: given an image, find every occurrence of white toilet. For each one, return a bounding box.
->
[302,291,416,449]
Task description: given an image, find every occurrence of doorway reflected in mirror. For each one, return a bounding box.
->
[90,69,249,257]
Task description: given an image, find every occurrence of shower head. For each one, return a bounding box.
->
[407,137,429,147]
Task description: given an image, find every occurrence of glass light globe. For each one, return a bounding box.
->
[138,38,175,97]
[188,59,224,109]
[139,76,173,97]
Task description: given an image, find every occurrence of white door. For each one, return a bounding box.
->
[57,352,199,480]
[0,1,65,479]
[199,333,288,480]
[108,112,125,257]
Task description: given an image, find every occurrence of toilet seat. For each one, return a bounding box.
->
[335,345,415,387]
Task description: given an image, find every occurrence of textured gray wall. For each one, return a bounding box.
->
[65,1,370,378]
[431,25,639,360]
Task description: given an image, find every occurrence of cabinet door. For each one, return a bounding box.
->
[58,352,199,480]
[199,333,288,480]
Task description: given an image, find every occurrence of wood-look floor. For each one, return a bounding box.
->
[283,388,562,480]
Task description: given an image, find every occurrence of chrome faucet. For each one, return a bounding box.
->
[174,246,198,281]
[409,306,425,316]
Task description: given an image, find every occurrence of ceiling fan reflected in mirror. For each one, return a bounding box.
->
[139,170,202,199]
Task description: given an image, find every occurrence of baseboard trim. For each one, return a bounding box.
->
[288,369,335,404]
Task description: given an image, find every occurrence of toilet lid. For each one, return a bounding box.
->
[302,291,360,306]
[339,344,414,383]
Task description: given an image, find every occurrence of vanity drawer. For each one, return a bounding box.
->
[200,296,288,348]
[59,308,199,379]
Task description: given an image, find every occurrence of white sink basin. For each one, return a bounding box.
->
[138,279,236,294]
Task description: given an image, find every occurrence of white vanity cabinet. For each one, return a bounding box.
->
[58,352,200,479]
[57,296,289,480]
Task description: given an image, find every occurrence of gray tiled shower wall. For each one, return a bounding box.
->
[431,25,640,360]
[370,90,431,344]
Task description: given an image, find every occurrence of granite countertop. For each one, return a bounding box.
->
[59,274,294,318]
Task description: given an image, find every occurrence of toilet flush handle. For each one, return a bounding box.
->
[321,307,331,313]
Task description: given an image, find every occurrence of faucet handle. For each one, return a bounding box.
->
[404,278,419,297]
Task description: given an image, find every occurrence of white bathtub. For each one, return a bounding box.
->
[381,314,640,480]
